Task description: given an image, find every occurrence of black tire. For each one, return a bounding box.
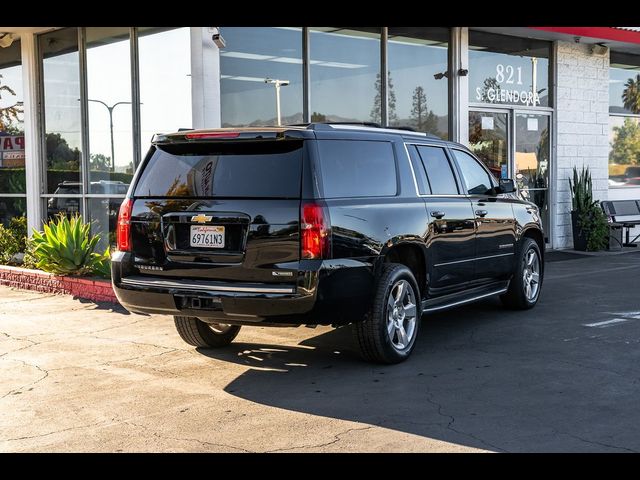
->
[501,237,543,310]
[173,316,241,348]
[353,263,422,364]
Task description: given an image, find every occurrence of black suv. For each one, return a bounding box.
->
[112,124,544,363]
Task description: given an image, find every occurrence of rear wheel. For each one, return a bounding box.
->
[501,237,542,310]
[173,316,241,347]
[353,263,421,364]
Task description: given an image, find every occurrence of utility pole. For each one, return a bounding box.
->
[264,78,290,126]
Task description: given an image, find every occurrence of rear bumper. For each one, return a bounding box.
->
[111,252,375,326]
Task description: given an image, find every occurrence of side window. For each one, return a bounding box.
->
[416,146,459,195]
[316,140,397,198]
[407,145,431,195]
[451,149,495,195]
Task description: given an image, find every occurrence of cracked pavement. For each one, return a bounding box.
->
[2,252,640,452]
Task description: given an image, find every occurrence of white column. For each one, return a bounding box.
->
[450,27,469,144]
[190,27,221,129]
[20,32,42,235]
[553,41,609,249]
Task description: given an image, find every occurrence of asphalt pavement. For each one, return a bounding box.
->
[2,251,640,452]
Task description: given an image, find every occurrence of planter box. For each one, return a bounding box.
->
[0,265,118,304]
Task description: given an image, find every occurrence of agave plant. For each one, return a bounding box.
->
[569,166,594,213]
[30,213,110,276]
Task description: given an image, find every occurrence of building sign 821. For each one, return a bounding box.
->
[475,63,542,107]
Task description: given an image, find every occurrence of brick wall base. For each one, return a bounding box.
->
[0,265,118,304]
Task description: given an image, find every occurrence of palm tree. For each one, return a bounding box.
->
[622,74,640,114]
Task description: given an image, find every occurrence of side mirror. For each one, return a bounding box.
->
[499,178,516,194]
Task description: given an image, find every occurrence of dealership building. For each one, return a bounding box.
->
[1,26,640,250]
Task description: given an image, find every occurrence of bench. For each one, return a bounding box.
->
[601,200,640,247]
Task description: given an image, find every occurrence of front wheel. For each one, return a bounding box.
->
[501,237,543,310]
[173,316,241,348]
[353,263,421,364]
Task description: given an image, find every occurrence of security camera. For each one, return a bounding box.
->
[212,33,226,49]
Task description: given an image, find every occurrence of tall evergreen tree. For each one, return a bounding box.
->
[370,72,397,124]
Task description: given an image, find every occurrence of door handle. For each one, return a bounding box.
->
[430,211,445,219]
[475,209,488,217]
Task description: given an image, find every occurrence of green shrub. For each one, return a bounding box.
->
[21,240,39,269]
[0,216,27,265]
[30,213,111,277]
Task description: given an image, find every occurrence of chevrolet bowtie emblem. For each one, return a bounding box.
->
[191,214,213,224]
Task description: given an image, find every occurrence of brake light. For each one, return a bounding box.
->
[301,202,331,259]
[185,132,240,139]
[116,198,133,252]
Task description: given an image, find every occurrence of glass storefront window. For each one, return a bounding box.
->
[609,53,640,188]
[40,28,83,194]
[469,30,550,108]
[88,197,123,251]
[310,28,381,124]
[388,27,449,139]
[610,52,640,115]
[86,27,134,193]
[0,36,25,225]
[138,27,192,158]
[220,27,303,127]
[609,116,640,187]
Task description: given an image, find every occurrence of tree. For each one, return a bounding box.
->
[410,86,439,135]
[370,72,397,124]
[0,74,23,131]
[311,111,326,122]
[479,77,501,104]
[90,153,112,171]
[45,132,81,170]
[622,74,640,114]
[609,117,640,166]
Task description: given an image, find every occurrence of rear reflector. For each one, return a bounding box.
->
[185,132,240,139]
[301,202,331,259]
[116,198,133,252]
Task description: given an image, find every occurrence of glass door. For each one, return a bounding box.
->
[468,110,509,180]
[469,109,551,245]
[514,112,550,237]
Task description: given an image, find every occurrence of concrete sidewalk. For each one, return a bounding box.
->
[2,252,640,452]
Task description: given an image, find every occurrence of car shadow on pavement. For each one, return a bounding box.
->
[195,297,622,452]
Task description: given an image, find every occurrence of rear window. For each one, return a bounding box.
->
[134,141,303,198]
[316,140,397,198]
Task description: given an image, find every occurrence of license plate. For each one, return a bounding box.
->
[190,225,225,248]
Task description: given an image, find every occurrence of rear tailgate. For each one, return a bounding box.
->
[130,139,303,284]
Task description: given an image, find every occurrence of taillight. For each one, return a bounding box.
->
[116,198,133,252]
[301,202,331,259]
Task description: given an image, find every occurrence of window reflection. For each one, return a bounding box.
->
[468,111,508,179]
[88,197,124,251]
[609,53,640,188]
[220,27,303,127]
[388,27,449,138]
[0,36,25,225]
[469,31,550,108]
[86,27,133,193]
[310,28,381,124]
[138,28,192,157]
[40,28,82,194]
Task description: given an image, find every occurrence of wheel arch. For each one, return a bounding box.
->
[378,240,428,298]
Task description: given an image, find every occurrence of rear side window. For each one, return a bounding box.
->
[134,141,302,198]
[416,146,459,195]
[316,140,397,198]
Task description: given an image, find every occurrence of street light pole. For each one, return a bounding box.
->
[87,99,133,171]
[264,78,290,126]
